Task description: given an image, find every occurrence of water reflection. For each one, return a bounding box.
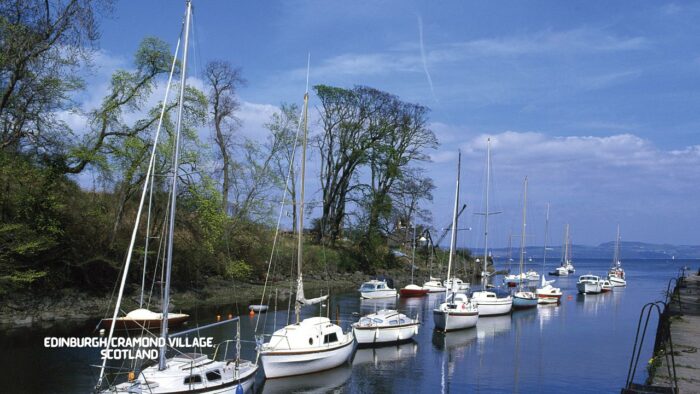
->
[353,341,418,367]
[476,314,511,343]
[359,297,397,314]
[431,328,478,351]
[260,363,352,394]
[537,303,560,330]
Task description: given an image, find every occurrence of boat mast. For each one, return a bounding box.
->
[295,57,310,325]
[614,224,620,265]
[411,224,416,284]
[518,177,528,290]
[160,0,191,371]
[542,203,549,274]
[483,138,491,280]
[562,223,569,266]
[445,151,461,299]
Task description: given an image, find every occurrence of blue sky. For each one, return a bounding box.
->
[77,1,700,248]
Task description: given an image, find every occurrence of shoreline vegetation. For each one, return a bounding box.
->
[0,264,485,328]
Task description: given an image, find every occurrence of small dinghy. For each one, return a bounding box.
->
[353,309,419,346]
[399,284,429,297]
[248,304,269,313]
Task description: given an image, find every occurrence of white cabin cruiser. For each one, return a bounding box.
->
[422,277,446,293]
[353,309,419,346]
[444,277,470,292]
[359,279,397,299]
[576,275,602,294]
[600,278,613,292]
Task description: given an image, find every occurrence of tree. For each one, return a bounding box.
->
[363,97,437,241]
[266,103,300,230]
[0,0,111,153]
[203,60,245,213]
[314,85,388,244]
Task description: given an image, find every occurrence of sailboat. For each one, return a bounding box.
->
[96,2,258,392]
[432,151,479,332]
[607,225,627,287]
[549,224,571,276]
[512,177,538,309]
[535,203,562,304]
[400,225,429,297]
[471,138,513,316]
[257,64,355,379]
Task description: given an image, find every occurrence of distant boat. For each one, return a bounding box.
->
[607,225,627,287]
[512,177,538,310]
[99,308,189,331]
[422,277,446,293]
[600,278,613,292]
[248,304,269,313]
[536,203,562,304]
[399,226,429,297]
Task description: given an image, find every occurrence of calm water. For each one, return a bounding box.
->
[0,258,692,393]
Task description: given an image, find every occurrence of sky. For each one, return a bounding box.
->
[75,0,700,249]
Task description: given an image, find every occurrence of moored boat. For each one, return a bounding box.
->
[600,278,613,292]
[399,284,429,297]
[422,277,446,293]
[433,293,479,331]
[577,275,602,294]
[353,309,419,346]
[359,279,397,299]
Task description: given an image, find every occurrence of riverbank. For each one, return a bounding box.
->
[0,267,477,328]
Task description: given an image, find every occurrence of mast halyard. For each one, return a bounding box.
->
[445,151,461,300]
[160,0,191,371]
[295,56,310,325]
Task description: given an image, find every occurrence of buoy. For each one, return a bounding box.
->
[249,310,255,317]
[216,314,221,321]
[567,295,573,300]
[128,371,135,381]
[228,313,233,319]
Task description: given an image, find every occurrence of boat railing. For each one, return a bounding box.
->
[664,278,683,316]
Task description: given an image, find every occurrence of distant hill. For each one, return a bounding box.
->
[472,241,700,260]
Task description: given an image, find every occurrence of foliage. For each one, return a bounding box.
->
[224,259,252,281]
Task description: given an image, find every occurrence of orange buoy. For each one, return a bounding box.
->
[228,313,233,319]
[249,310,255,317]
[216,314,221,321]
[567,295,573,301]
[128,371,135,381]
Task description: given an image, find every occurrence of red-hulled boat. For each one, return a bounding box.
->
[399,284,429,297]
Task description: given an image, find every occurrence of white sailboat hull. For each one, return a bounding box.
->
[260,337,355,379]
[433,310,478,331]
[107,357,257,393]
[353,323,419,345]
[609,276,626,287]
[474,298,512,316]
